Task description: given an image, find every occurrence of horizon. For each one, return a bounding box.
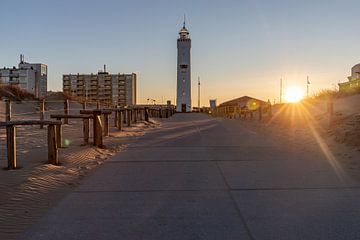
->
[1,0,360,106]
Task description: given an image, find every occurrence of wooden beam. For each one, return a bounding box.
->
[0,120,62,127]
[50,114,93,119]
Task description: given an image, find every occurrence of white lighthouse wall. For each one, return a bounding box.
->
[176,39,192,112]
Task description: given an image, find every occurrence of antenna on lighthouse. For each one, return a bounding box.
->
[183,14,186,28]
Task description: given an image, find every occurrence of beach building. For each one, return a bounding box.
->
[176,19,192,112]
[339,64,360,92]
[63,67,137,106]
[219,96,267,110]
[0,55,47,98]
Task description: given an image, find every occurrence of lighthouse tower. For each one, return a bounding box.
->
[176,19,191,112]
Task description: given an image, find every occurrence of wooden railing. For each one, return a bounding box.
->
[0,120,61,169]
[211,104,272,120]
[0,100,176,170]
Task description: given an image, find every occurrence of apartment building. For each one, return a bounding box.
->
[0,55,47,98]
[339,63,360,92]
[63,68,137,106]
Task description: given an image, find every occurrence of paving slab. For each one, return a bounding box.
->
[207,146,301,161]
[109,146,213,162]
[20,191,251,240]
[232,189,360,240]
[219,160,354,189]
[77,161,227,192]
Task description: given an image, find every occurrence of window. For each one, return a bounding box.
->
[180,64,188,69]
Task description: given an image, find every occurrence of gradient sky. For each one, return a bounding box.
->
[1,0,360,105]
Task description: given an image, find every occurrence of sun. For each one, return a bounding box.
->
[284,86,305,103]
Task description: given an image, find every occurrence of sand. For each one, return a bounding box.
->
[0,100,160,240]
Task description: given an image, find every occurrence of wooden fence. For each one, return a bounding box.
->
[0,99,175,170]
[211,104,272,121]
[211,99,335,127]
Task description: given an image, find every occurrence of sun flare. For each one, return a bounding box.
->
[284,86,305,103]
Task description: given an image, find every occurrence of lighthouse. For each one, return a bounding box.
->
[176,19,192,112]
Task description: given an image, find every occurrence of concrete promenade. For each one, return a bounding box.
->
[20,113,360,239]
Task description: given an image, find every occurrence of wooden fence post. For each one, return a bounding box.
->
[55,121,62,148]
[145,108,149,122]
[114,107,118,127]
[134,109,137,123]
[64,99,69,124]
[123,109,127,124]
[40,99,45,129]
[139,109,143,121]
[6,125,16,169]
[48,124,59,165]
[5,100,11,121]
[93,111,103,147]
[83,118,90,144]
[127,109,131,127]
[82,101,87,110]
[117,111,122,131]
[103,113,109,136]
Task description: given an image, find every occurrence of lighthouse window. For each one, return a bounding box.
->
[180,64,188,69]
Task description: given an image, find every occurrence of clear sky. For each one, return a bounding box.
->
[1,0,360,105]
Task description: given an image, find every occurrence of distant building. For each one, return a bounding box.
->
[0,55,47,98]
[63,67,137,106]
[176,19,192,112]
[125,73,137,106]
[339,64,360,92]
[219,96,267,110]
